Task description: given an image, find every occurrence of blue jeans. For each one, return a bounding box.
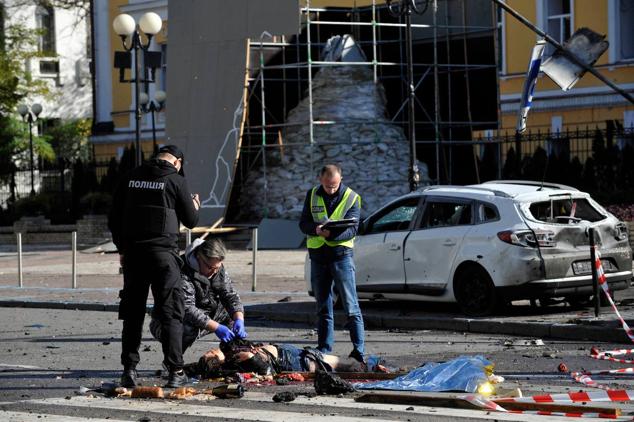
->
[310,255,365,356]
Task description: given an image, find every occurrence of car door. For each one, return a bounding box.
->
[403,197,473,295]
[355,196,423,293]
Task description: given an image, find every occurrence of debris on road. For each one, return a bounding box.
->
[272,391,296,402]
[131,386,164,399]
[502,339,544,348]
[167,387,198,399]
[314,371,356,395]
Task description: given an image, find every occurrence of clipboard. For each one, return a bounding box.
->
[321,218,358,229]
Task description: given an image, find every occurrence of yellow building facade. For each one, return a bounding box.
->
[497,0,634,134]
[92,1,633,164]
[91,0,168,162]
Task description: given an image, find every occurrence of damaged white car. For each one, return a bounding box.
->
[305,181,632,316]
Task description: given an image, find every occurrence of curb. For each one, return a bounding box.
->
[0,300,629,344]
[245,306,631,345]
[0,300,122,313]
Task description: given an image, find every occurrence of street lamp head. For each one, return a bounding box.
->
[139,92,149,105]
[139,12,162,35]
[154,90,166,103]
[113,13,136,36]
[17,104,29,118]
[31,103,43,117]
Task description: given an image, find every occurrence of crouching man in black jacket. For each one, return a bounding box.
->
[108,145,199,388]
[150,237,246,354]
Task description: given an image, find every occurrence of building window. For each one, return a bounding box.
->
[496,6,505,74]
[625,110,634,130]
[544,0,572,55]
[547,115,569,159]
[618,0,634,60]
[36,5,56,55]
[160,44,167,91]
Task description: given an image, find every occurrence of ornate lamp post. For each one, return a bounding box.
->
[387,0,429,191]
[139,90,166,153]
[17,103,43,195]
[112,12,163,166]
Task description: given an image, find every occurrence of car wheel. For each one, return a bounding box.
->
[454,266,497,317]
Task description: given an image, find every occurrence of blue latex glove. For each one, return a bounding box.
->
[214,324,235,342]
[232,319,248,339]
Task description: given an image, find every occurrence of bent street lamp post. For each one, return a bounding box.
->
[139,90,166,153]
[387,0,428,192]
[113,12,163,167]
[17,103,43,195]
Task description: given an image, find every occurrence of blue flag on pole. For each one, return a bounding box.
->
[517,40,546,134]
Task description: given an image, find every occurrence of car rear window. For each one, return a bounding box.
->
[528,198,605,223]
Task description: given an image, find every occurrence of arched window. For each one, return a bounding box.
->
[36,5,56,55]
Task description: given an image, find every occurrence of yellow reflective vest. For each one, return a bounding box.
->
[307,186,360,249]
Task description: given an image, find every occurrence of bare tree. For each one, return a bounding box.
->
[5,0,90,21]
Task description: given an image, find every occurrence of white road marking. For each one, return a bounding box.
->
[0,410,131,422]
[239,391,618,422]
[28,396,394,422]
[0,363,42,370]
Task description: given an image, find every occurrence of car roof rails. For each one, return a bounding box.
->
[482,180,579,192]
[421,185,512,198]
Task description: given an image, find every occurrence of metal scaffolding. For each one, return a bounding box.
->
[229,0,500,218]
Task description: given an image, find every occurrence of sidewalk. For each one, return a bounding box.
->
[1,246,633,344]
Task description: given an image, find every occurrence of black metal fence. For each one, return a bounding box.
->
[428,125,634,198]
[0,145,143,225]
[2,126,633,225]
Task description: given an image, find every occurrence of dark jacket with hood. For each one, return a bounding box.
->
[108,158,199,253]
[181,239,244,330]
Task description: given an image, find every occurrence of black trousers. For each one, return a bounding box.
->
[119,250,184,371]
[150,305,232,353]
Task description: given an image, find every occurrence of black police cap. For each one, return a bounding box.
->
[158,144,185,176]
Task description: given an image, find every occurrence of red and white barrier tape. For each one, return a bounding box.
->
[566,248,634,391]
[495,390,634,404]
[508,410,621,419]
[461,394,508,412]
[472,249,634,419]
[461,393,629,419]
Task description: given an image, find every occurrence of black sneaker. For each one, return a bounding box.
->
[120,368,138,388]
[165,369,188,388]
[348,349,366,364]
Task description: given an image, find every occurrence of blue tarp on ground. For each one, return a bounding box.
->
[356,355,491,393]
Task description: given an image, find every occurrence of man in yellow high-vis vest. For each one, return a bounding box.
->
[299,164,365,363]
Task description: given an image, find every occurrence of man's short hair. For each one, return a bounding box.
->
[197,238,227,261]
[320,164,342,177]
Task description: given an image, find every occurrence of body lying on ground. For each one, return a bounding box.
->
[192,339,387,378]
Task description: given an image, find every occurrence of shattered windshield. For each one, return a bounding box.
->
[527,197,606,223]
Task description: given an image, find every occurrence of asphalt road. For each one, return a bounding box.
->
[1,308,633,421]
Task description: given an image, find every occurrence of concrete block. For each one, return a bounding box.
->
[550,323,630,343]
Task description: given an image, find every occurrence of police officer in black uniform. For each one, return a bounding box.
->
[108,145,199,388]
